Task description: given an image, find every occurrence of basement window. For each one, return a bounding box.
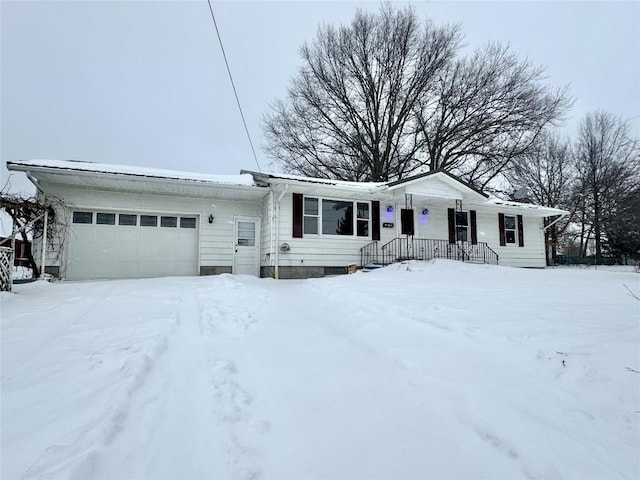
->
[72,211,93,224]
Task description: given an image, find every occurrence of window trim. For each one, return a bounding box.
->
[118,213,137,226]
[160,216,178,228]
[179,217,197,229]
[455,211,469,243]
[140,215,158,227]
[72,211,93,224]
[96,212,116,225]
[301,196,371,239]
[303,197,319,235]
[504,215,518,244]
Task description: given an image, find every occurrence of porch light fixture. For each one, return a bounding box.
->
[208,214,214,224]
[386,205,394,213]
[422,208,429,215]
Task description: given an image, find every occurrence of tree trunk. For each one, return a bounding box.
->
[593,190,601,264]
[19,231,40,277]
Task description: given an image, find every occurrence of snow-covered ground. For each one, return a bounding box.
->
[2,261,639,480]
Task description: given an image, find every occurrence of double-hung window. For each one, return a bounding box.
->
[304,198,319,234]
[356,202,369,237]
[504,215,517,244]
[455,212,468,242]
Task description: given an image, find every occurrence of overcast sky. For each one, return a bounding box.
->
[2,0,639,195]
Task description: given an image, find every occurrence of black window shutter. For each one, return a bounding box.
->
[400,209,414,236]
[371,201,380,241]
[292,193,303,238]
[470,210,478,245]
[517,214,525,247]
[448,208,456,244]
[498,213,506,246]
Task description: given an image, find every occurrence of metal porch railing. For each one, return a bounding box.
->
[361,237,499,267]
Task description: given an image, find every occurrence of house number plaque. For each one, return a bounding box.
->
[382,222,395,228]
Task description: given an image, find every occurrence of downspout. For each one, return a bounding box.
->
[40,205,48,280]
[268,189,274,276]
[274,184,288,280]
[26,172,44,194]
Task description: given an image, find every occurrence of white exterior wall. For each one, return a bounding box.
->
[414,201,547,268]
[260,192,273,269]
[274,193,384,268]
[36,178,548,278]
[41,184,262,278]
[474,210,546,268]
[274,190,548,270]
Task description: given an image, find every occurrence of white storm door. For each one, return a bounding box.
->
[233,217,260,276]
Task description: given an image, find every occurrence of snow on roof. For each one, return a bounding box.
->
[243,170,387,190]
[487,198,568,215]
[9,159,256,187]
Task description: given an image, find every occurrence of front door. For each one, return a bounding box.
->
[400,209,415,259]
[233,217,260,276]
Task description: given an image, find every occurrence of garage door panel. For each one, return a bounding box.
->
[118,229,139,241]
[68,211,198,280]
[95,228,119,242]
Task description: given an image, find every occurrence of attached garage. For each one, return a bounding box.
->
[6,159,267,281]
[67,210,199,280]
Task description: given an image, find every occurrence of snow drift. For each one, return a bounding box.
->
[1,261,638,479]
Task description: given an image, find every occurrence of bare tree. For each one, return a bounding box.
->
[574,111,640,264]
[603,183,640,263]
[263,4,572,187]
[506,132,575,264]
[263,4,462,181]
[415,43,572,190]
[0,190,66,277]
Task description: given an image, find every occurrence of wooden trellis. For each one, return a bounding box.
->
[0,246,13,292]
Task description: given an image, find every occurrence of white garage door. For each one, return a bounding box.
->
[66,211,199,280]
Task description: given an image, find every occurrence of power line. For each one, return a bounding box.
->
[206,0,261,172]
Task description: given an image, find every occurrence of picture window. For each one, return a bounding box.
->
[322,199,353,236]
[302,197,370,237]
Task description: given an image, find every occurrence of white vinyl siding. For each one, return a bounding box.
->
[41,185,262,279]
